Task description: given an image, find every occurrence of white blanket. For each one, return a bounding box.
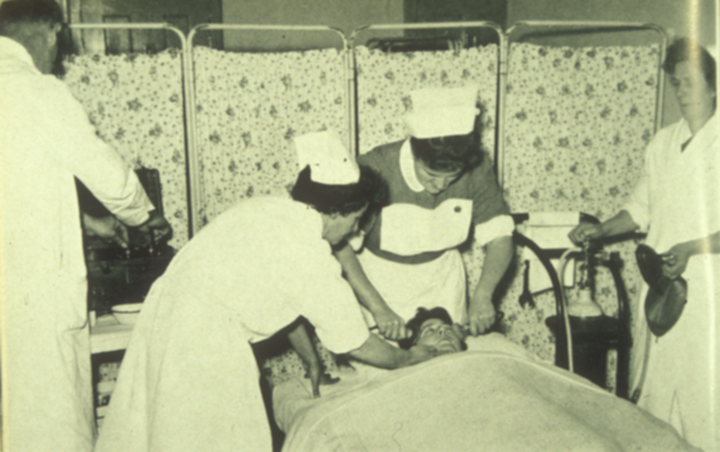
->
[273,334,700,452]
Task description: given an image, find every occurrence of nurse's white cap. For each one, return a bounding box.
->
[403,86,480,139]
[294,130,360,185]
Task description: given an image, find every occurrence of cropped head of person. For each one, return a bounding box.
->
[291,130,388,245]
[403,86,484,195]
[662,38,716,124]
[0,0,69,75]
[398,307,467,353]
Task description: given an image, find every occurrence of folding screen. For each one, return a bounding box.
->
[498,22,667,373]
[187,25,352,231]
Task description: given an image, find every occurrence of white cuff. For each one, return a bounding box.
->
[621,203,650,233]
[474,214,514,247]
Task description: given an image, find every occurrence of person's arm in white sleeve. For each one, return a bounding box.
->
[291,237,445,371]
[569,140,653,245]
[48,80,154,226]
[568,169,646,246]
[568,210,641,245]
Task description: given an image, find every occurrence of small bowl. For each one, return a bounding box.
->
[111,303,143,325]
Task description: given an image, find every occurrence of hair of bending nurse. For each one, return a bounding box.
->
[334,86,515,340]
[94,131,443,452]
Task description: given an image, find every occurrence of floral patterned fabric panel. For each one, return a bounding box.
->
[502,43,659,217]
[192,46,350,227]
[495,43,659,376]
[354,45,498,157]
[64,50,189,249]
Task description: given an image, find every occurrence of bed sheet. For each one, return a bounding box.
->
[273,333,699,452]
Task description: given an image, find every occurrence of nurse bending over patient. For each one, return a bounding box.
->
[335,86,515,339]
[94,131,445,452]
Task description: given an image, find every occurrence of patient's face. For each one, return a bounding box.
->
[416,318,463,353]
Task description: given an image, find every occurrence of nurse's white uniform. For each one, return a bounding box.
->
[625,115,720,452]
[94,197,370,452]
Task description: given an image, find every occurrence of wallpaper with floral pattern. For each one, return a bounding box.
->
[192,46,350,226]
[354,45,498,156]
[63,50,189,248]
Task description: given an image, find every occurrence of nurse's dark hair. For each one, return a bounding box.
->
[397,307,467,351]
[0,0,63,34]
[409,117,484,173]
[291,164,388,216]
[663,37,716,93]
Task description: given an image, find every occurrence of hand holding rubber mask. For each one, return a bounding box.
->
[635,244,688,337]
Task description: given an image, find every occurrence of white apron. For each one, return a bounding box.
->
[358,247,468,325]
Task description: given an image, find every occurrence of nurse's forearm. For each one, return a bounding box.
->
[348,334,430,369]
[675,230,720,256]
[287,322,321,373]
[472,235,514,303]
[333,243,392,314]
[597,210,640,237]
[287,321,322,397]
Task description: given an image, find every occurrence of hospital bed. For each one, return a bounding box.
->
[269,333,699,452]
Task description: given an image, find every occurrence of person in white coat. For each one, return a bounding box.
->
[94,130,443,452]
[569,38,719,452]
[0,1,172,451]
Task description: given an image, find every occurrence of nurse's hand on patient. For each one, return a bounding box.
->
[304,360,340,398]
[374,307,410,341]
[467,298,496,336]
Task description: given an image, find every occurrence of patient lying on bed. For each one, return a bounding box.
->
[396,307,467,353]
[273,313,701,452]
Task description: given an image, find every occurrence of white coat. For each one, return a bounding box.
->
[624,114,720,452]
[94,198,371,452]
[0,37,154,452]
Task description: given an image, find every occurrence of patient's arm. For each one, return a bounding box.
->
[287,322,322,398]
[347,334,439,369]
[333,243,410,340]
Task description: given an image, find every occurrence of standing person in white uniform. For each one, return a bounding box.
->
[0,1,172,451]
[569,38,719,452]
[94,131,443,452]
[335,87,515,339]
